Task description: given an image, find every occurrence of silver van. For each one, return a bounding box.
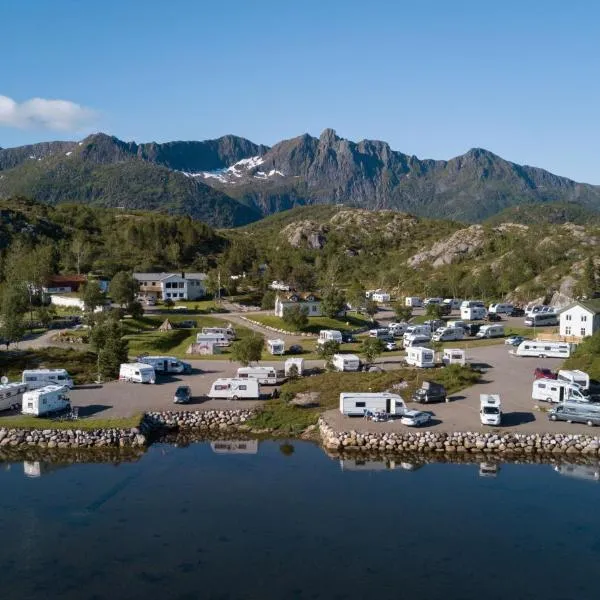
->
[548,403,600,427]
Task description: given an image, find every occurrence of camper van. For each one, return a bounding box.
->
[21,369,74,390]
[406,347,435,368]
[548,402,600,427]
[432,327,464,342]
[403,325,431,340]
[119,362,156,384]
[532,378,588,404]
[388,322,409,337]
[317,330,343,345]
[208,378,260,400]
[201,326,236,340]
[403,334,432,349]
[138,356,191,374]
[476,324,505,339]
[196,333,230,347]
[332,354,361,372]
[524,313,558,327]
[21,385,70,417]
[513,341,573,358]
[557,369,590,391]
[525,304,555,317]
[339,392,407,416]
[442,348,466,366]
[460,306,487,320]
[267,339,285,355]
[480,394,502,426]
[488,303,513,315]
[236,366,278,385]
[0,382,29,412]
[284,358,304,377]
[404,296,423,308]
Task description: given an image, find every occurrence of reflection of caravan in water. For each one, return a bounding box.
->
[554,464,600,482]
[479,463,500,478]
[339,458,398,471]
[23,461,69,478]
[211,440,259,454]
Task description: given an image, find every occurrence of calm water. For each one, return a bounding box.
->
[1,442,600,600]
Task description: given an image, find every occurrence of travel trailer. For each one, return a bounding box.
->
[208,378,260,400]
[196,333,230,347]
[442,348,466,366]
[557,369,590,391]
[138,356,191,374]
[548,402,600,427]
[404,296,423,307]
[532,378,588,404]
[21,369,74,390]
[267,339,285,355]
[201,326,236,340]
[119,363,156,384]
[21,385,70,417]
[332,354,361,372]
[210,440,259,454]
[513,341,573,359]
[0,382,29,412]
[236,366,278,385]
[476,325,505,339]
[388,322,409,336]
[339,392,407,417]
[284,358,305,377]
[460,306,487,320]
[488,303,513,315]
[432,327,464,342]
[317,330,343,345]
[524,313,559,327]
[405,347,435,368]
[403,334,432,349]
[480,394,502,426]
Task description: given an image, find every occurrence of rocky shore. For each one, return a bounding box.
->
[142,409,255,432]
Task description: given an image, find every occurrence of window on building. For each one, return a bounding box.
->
[311,306,317,313]
[179,282,185,288]
[179,293,184,298]
[166,293,171,298]
[565,314,572,321]
[581,328,586,336]
[565,326,571,335]
[581,315,587,322]
[151,282,156,286]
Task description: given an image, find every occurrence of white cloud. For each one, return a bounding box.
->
[0,94,97,131]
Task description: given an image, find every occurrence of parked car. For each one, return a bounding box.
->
[505,335,526,346]
[486,313,503,322]
[341,333,355,343]
[534,367,557,380]
[510,307,525,317]
[412,381,447,404]
[400,410,432,427]
[384,341,397,351]
[288,345,303,354]
[173,386,192,404]
[464,323,483,337]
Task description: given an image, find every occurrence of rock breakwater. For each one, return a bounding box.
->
[0,427,147,449]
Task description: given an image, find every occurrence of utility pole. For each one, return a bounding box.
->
[217,270,221,304]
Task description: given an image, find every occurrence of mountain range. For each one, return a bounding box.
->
[1,129,599,227]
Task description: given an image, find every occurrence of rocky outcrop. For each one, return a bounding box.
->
[282,220,329,249]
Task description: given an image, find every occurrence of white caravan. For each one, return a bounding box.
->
[236,366,278,385]
[404,296,423,307]
[532,378,588,404]
[284,358,305,377]
[0,382,29,412]
[332,354,361,372]
[524,313,559,327]
[403,334,431,349]
[460,306,487,320]
[476,324,505,339]
[138,356,189,374]
[461,300,485,309]
[513,341,573,358]
[267,339,285,355]
[557,369,590,391]
[480,394,502,426]
[21,369,74,390]
[403,325,431,340]
[388,322,409,336]
[488,303,513,315]
[525,304,555,317]
[196,333,230,347]
[317,330,343,345]
[406,347,435,368]
[201,326,236,340]
[21,385,70,417]
[432,327,464,342]
[442,348,466,366]
[208,378,260,400]
[339,392,407,416]
[119,362,156,384]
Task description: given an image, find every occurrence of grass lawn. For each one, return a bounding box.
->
[171,299,228,313]
[250,313,373,334]
[247,365,480,434]
[0,413,143,431]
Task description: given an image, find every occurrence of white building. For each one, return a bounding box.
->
[133,272,206,302]
[559,300,600,339]
[274,293,321,318]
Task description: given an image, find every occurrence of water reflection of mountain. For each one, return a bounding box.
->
[210,440,259,455]
[554,464,600,482]
[23,461,71,478]
[340,459,423,472]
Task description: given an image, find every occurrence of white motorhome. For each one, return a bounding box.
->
[442,348,466,366]
[317,330,343,345]
[432,327,464,342]
[476,325,505,339]
[21,385,70,417]
[532,378,588,404]
[138,356,189,374]
[284,358,304,377]
[525,304,555,317]
[424,297,443,306]
[403,334,431,349]
[119,362,156,384]
[557,369,590,391]
[388,322,408,336]
[513,341,573,358]
[201,326,236,340]
[447,320,468,331]
[403,325,431,340]
[369,328,391,339]
[460,306,487,320]
[236,366,278,385]
[461,300,485,309]
[405,296,423,307]
[488,303,513,315]
[267,339,285,355]
[208,378,260,400]
[332,354,361,372]
[0,382,29,412]
[21,369,74,390]
[339,392,407,416]
[406,347,435,368]
[480,394,502,426]
[524,313,559,327]
[196,333,230,347]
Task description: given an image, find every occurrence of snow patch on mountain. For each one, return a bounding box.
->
[181,155,284,184]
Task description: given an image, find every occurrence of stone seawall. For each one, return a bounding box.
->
[319,418,600,456]
[0,427,147,449]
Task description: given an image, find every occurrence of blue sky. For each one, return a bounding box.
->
[1,0,599,182]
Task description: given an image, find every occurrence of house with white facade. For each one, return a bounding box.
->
[559,300,600,339]
[133,272,207,302]
[274,293,322,318]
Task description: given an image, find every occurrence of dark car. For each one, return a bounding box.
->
[341,333,355,343]
[412,381,447,404]
[534,367,557,380]
[464,323,483,336]
[288,344,303,354]
[486,313,503,322]
[173,385,192,404]
[510,307,525,317]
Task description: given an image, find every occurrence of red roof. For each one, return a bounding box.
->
[46,275,88,284]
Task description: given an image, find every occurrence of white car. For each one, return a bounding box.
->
[400,410,432,427]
